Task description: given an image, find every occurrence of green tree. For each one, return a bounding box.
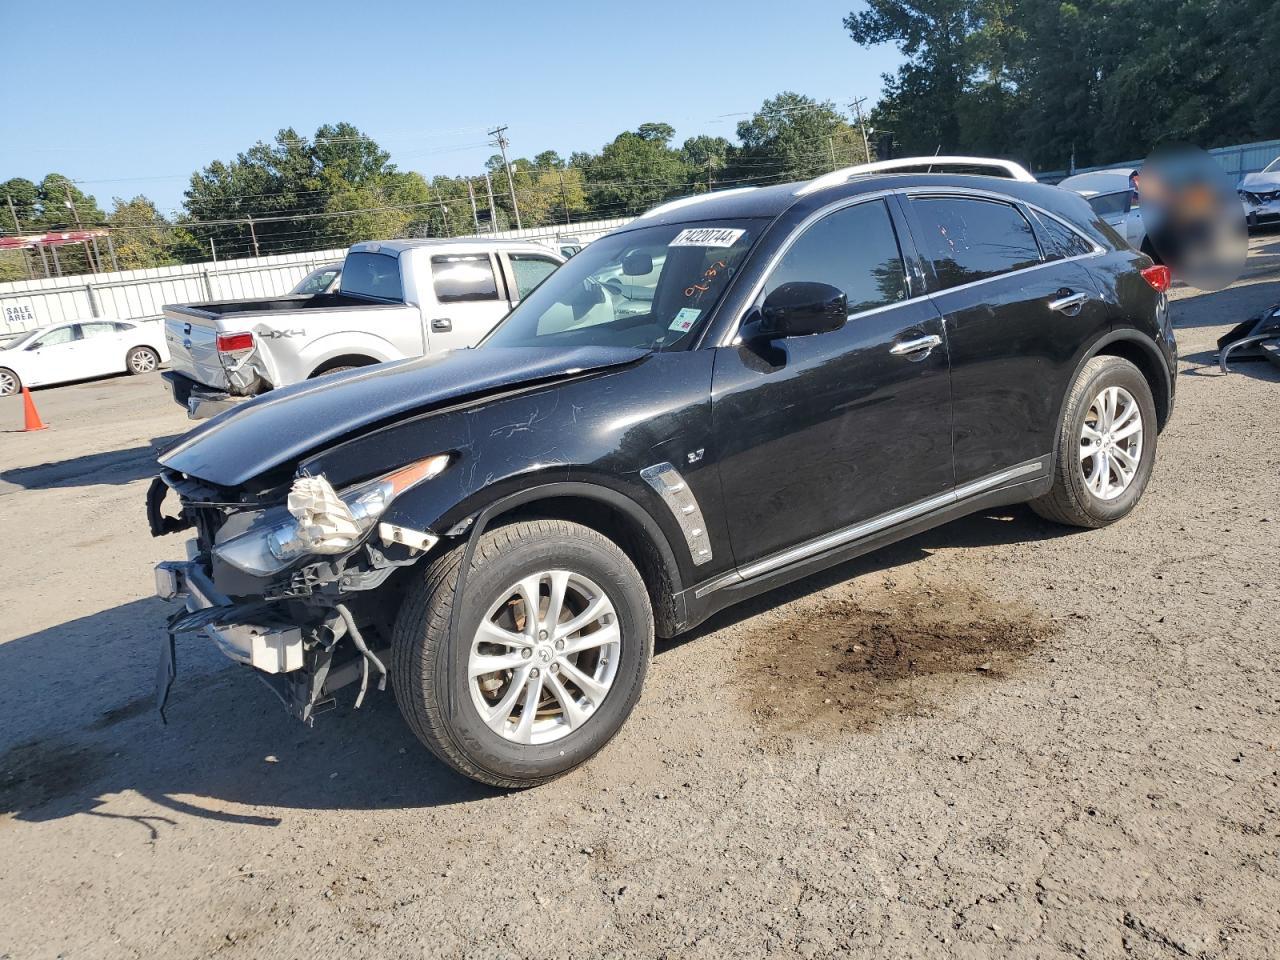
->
[578,124,695,217]
[106,196,194,270]
[846,0,990,156]
[0,178,40,232]
[183,122,421,258]
[728,92,869,184]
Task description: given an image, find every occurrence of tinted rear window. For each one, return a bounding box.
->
[911,197,1042,289]
[341,253,403,301]
[1034,211,1095,260]
[1086,192,1130,217]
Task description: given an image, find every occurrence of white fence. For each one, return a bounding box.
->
[0,217,633,336]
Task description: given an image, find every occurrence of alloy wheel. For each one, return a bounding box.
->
[0,370,16,397]
[469,569,621,745]
[1079,385,1144,501]
[131,350,158,373]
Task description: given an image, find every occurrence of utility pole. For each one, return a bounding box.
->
[246,216,260,257]
[210,237,218,263]
[5,195,30,278]
[828,136,837,171]
[558,169,571,225]
[851,98,872,162]
[707,155,714,192]
[484,172,498,233]
[466,180,480,233]
[488,125,522,231]
[64,183,82,227]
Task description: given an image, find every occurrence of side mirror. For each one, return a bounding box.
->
[750,282,848,339]
[621,251,653,276]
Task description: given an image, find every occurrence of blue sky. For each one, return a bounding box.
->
[0,1,901,217]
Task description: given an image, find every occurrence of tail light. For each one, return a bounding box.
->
[216,332,254,353]
[1141,264,1171,292]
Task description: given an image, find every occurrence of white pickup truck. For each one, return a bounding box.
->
[162,238,565,418]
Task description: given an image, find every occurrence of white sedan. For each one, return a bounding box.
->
[0,319,169,397]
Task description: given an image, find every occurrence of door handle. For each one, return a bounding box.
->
[431,318,452,332]
[889,334,942,357]
[1048,291,1089,314]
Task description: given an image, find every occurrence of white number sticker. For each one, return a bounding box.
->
[669,227,745,248]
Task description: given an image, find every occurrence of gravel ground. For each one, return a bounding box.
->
[1,235,1278,960]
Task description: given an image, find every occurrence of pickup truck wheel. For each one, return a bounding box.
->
[0,367,18,397]
[126,346,160,375]
[391,519,653,788]
[1030,355,1157,528]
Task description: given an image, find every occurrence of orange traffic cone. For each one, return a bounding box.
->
[21,387,47,431]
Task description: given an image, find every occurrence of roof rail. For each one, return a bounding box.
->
[796,156,1038,196]
[637,187,759,220]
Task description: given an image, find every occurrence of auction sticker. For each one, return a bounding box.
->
[669,307,702,332]
[670,227,745,248]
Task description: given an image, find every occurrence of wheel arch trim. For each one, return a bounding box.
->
[1060,329,1172,432]
[443,479,689,638]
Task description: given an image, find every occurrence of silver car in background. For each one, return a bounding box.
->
[1059,167,1149,255]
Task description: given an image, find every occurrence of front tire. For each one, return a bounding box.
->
[391,519,654,788]
[0,367,19,397]
[1031,355,1157,528]
[126,346,159,375]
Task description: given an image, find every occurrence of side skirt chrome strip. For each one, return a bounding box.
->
[694,457,1047,598]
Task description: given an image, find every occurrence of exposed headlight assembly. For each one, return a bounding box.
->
[213,454,450,576]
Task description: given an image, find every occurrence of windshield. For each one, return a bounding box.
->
[482,218,764,350]
[293,266,340,294]
[1265,156,1280,174]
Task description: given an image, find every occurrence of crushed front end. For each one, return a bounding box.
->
[147,456,448,723]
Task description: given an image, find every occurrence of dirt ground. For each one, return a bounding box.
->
[1,235,1278,960]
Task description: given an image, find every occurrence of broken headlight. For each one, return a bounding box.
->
[213,454,451,576]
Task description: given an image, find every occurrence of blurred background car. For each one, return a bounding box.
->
[1238,155,1280,230]
[0,319,168,396]
[290,261,343,295]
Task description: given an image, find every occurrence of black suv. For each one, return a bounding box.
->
[149,172,1177,787]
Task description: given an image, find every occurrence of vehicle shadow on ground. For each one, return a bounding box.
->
[0,435,180,491]
[1180,348,1280,381]
[662,504,1073,651]
[0,506,1075,829]
[1170,278,1279,329]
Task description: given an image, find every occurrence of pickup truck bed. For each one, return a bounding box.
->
[162,238,566,418]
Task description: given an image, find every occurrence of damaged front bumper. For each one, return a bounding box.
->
[154,555,305,673]
[153,551,390,725]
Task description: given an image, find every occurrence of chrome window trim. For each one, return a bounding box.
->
[693,456,1047,598]
[717,186,1107,347]
[715,190,918,347]
[901,189,1106,299]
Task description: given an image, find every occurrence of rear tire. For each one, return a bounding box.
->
[0,367,19,397]
[391,519,654,788]
[1031,355,1157,528]
[126,346,159,375]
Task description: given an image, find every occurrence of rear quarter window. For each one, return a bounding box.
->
[341,253,403,301]
[1032,211,1097,260]
[1086,192,1130,218]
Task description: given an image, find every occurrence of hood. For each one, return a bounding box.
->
[1240,171,1280,192]
[158,345,648,488]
